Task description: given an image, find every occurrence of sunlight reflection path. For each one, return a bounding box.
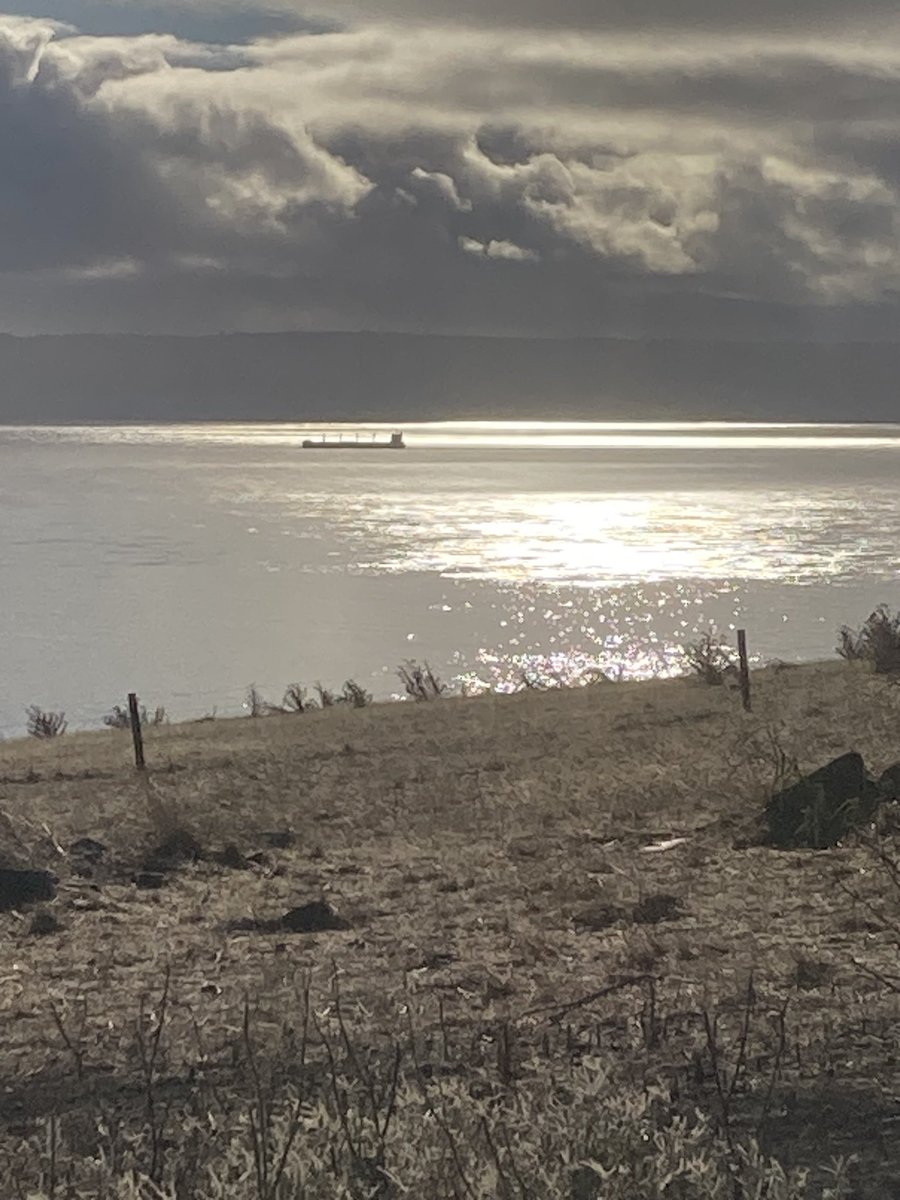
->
[289,489,897,587]
[4,422,900,713]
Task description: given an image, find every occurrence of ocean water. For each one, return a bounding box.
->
[2,421,900,736]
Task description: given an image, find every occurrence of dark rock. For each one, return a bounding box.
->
[226,900,351,937]
[571,1166,602,1200]
[134,872,167,890]
[508,837,541,858]
[226,916,260,933]
[69,838,109,878]
[632,893,683,925]
[794,957,835,991]
[0,869,57,911]
[213,844,251,870]
[878,762,900,800]
[143,829,202,872]
[30,911,64,936]
[70,838,107,864]
[158,828,202,860]
[261,831,295,849]
[765,753,880,849]
[410,950,457,971]
[573,904,626,932]
[279,901,350,933]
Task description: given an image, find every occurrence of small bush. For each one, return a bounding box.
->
[283,683,314,713]
[398,660,447,701]
[838,605,900,673]
[836,625,866,662]
[245,686,284,717]
[25,707,67,739]
[104,707,128,730]
[340,679,373,708]
[289,680,371,710]
[682,633,737,686]
[103,704,167,730]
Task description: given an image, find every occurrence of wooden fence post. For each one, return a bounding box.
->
[737,630,752,712]
[128,692,146,771]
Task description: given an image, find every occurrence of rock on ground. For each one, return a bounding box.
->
[0,868,57,911]
[765,752,880,849]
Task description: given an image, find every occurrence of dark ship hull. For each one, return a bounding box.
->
[302,431,405,450]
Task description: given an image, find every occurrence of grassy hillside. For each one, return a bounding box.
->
[1,662,899,1196]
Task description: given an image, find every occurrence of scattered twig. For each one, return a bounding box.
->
[518,975,653,1024]
[755,997,790,1142]
[405,1007,476,1199]
[48,999,86,1082]
[135,966,172,1183]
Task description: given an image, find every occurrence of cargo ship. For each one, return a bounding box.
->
[301,431,406,450]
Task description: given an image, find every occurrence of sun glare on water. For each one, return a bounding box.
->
[8,420,900,452]
[3,420,899,707]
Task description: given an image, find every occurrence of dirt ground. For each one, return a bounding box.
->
[2,661,900,1195]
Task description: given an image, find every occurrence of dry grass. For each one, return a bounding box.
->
[0,661,899,1195]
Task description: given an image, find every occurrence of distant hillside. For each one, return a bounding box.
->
[0,331,897,422]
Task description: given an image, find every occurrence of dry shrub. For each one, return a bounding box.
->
[307,680,374,709]
[104,704,167,730]
[837,605,900,673]
[25,706,67,738]
[340,679,373,708]
[682,634,738,686]
[398,660,447,701]
[245,685,284,717]
[138,775,198,854]
[836,626,866,663]
[283,683,313,713]
[10,1000,814,1200]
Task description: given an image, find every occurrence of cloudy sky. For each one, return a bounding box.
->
[3,0,900,338]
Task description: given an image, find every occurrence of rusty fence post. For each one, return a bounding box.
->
[128,692,146,771]
[737,630,752,712]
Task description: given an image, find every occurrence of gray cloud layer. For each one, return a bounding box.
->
[2,7,900,336]
[98,0,900,35]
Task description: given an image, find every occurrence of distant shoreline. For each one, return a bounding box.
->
[4,419,900,430]
[3,331,900,422]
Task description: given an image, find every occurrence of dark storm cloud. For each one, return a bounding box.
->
[0,1,334,42]
[298,0,900,34]
[0,23,175,271]
[2,9,900,334]
[0,18,368,275]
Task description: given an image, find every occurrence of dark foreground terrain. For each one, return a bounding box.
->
[0,662,898,1197]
